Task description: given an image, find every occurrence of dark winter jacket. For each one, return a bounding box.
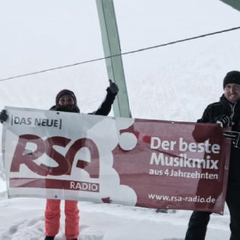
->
[50,90,117,116]
[197,94,240,183]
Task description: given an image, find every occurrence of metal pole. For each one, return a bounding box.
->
[96,0,132,118]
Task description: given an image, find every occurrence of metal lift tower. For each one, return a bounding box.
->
[96,0,131,118]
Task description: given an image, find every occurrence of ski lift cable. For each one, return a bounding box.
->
[0,26,240,82]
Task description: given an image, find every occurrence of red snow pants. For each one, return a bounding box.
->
[45,199,79,239]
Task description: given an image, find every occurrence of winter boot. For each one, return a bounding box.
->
[45,236,55,240]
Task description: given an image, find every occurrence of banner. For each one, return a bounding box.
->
[1,107,230,214]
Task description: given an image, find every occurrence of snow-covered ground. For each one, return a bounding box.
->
[0,179,231,240]
[1,0,240,239]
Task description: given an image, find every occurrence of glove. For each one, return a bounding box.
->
[216,115,232,128]
[223,130,240,149]
[0,109,8,123]
[107,79,119,95]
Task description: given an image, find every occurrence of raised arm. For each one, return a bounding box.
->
[91,80,119,116]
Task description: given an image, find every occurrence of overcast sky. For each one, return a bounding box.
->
[0,0,240,120]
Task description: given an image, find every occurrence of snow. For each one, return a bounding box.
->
[1,0,240,239]
[0,186,231,240]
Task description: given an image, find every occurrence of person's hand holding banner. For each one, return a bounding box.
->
[0,109,8,123]
[224,130,240,149]
[216,115,232,128]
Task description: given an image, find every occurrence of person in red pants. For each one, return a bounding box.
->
[45,200,79,240]
[43,81,118,240]
[0,81,118,240]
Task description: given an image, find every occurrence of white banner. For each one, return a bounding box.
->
[2,106,136,206]
[1,107,230,214]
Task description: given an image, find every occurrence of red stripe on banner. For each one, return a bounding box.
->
[9,178,99,192]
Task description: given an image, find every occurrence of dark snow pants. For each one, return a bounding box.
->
[185,183,240,240]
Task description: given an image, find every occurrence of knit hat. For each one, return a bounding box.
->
[56,89,77,106]
[223,70,240,89]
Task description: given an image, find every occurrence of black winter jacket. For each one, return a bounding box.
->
[50,90,116,116]
[197,94,240,183]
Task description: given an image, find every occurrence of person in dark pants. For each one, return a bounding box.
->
[184,71,240,240]
[0,80,119,240]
